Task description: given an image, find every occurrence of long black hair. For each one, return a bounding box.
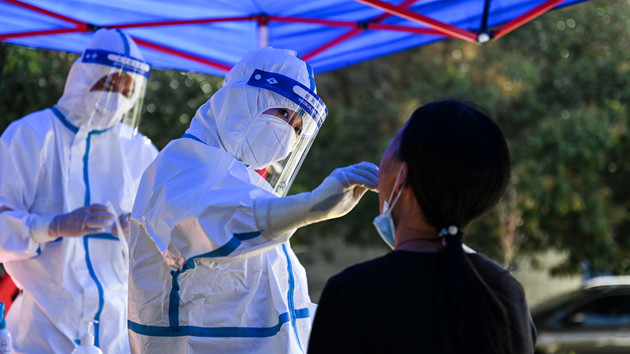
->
[399,100,513,353]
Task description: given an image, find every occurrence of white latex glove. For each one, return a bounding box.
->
[112,213,130,239]
[254,161,378,238]
[48,204,116,238]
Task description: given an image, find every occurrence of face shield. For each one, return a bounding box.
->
[245,69,327,196]
[82,49,150,136]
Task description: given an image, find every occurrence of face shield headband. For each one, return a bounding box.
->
[82,49,150,78]
[246,69,327,130]
[81,49,150,135]
[245,69,328,196]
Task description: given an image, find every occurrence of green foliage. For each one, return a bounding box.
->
[0,45,77,132]
[1,0,628,276]
[140,70,222,149]
[294,0,630,275]
[498,0,630,274]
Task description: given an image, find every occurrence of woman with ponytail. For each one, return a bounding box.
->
[308,100,536,354]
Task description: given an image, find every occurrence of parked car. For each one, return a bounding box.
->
[532,276,630,354]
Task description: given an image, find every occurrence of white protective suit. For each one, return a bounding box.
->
[0,29,158,353]
[128,48,378,353]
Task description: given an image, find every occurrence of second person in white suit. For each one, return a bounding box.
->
[0,28,158,353]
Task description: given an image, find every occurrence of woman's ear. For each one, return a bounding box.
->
[395,162,409,194]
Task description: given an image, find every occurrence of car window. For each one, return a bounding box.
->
[561,295,630,328]
[531,290,584,317]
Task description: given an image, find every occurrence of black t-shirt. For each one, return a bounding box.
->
[308,250,536,354]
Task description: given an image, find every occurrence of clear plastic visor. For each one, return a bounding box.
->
[82,49,150,136]
[247,69,327,196]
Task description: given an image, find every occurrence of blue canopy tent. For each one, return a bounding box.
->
[0,0,589,76]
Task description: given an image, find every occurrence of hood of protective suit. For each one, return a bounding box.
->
[185,47,317,155]
[56,28,145,128]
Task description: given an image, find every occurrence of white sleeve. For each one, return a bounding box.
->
[253,161,379,237]
[0,119,55,263]
[131,140,294,265]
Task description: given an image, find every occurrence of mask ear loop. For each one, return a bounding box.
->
[386,166,406,210]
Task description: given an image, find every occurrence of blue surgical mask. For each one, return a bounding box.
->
[372,168,405,249]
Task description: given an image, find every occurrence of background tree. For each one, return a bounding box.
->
[1,0,628,277]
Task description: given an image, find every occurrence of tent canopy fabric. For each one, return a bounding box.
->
[0,0,588,76]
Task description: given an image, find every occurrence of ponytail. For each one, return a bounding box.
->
[400,100,513,353]
[441,227,512,353]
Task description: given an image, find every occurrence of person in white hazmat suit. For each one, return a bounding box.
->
[127,47,379,353]
[0,28,158,353]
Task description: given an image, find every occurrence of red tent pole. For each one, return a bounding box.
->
[0,27,87,41]
[492,0,567,39]
[369,23,446,36]
[269,15,356,28]
[301,22,444,61]
[302,0,419,61]
[131,36,232,72]
[1,0,86,27]
[372,0,418,22]
[106,16,252,30]
[302,28,363,61]
[275,0,419,26]
[0,0,89,41]
[353,0,478,42]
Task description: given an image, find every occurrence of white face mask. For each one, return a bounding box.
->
[238,113,297,170]
[85,91,133,130]
[372,167,405,249]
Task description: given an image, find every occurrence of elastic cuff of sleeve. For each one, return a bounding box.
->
[254,193,313,239]
[254,198,271,237]
[29,215,56,244]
